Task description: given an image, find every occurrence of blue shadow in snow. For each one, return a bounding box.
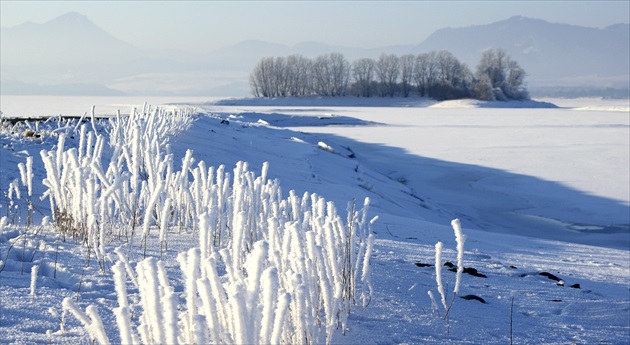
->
[233,112,383,127]
[327,133,628,250]
[244,113,628,250]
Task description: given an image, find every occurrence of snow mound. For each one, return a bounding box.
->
[231,111,381,127]
[573,105,630,112]
[430,98,558,108]
[211,96,558,108]
[211,96,438,107]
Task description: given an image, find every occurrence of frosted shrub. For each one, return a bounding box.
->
[36,104,376,343]
[39,105,195,260]
[193,166,376,343]
[71,160,376,345]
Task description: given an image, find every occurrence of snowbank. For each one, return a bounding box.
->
[429,98,558,108]
[211,96,559,108]
[211,96,438,107]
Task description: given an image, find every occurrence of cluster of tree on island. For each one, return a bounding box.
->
[249,48,529,101]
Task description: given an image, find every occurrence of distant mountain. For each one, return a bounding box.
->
[1,12,141,65]
[1,12,202,95]
[411,16,630,87]
[1,13,627,96]
[206,17,629,89]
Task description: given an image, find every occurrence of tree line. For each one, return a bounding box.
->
[249,48,529,101]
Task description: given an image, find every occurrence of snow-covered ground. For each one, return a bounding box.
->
[0,96,628,344]
[203,97,630,248]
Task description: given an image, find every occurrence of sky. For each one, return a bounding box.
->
[1,0,629,52]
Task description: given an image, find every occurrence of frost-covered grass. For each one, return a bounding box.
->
[1,103,376,344]
[0,96,628,344]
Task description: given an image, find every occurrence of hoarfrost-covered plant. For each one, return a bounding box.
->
[30,264,39,301]
[39,106,195,254]
[435,241,448,312]
[67,161,376,345]
[430,218,466,320]
[0,216,7,237]
[451,218,466,295]
[34,104,376,344]
[17,156,34,225]
[62,297,110,345]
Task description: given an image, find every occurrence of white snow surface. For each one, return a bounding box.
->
[0,96,628,344]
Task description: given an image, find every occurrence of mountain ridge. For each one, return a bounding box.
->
[412,16,629,86]
[1,12,627,96]
[1,11,140,66]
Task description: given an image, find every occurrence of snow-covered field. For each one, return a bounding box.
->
[0,95,628,344]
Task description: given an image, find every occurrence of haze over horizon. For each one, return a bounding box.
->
[1,1,628,97]
[2,1,628,52]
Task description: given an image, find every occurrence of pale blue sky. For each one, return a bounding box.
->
[1,1,629,51]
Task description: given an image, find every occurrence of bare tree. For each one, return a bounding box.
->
[250,49,527,101]
[435,50,459,84]
[476,48,506,90]
[473,73,494,101]
[329,52,350,96]
[249,56,277,97]
[249,72,261,97]
[285,54,312,96]
[399,54,415,97]
[312,54,333,96]
[352,58,376,97]
[430,50,471,100]
[272,56,287,97]
[311,53,350,97]
[504,59,528,99]
[475,48,528,100]
[376,54,400,97]
[413,51,438,97]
